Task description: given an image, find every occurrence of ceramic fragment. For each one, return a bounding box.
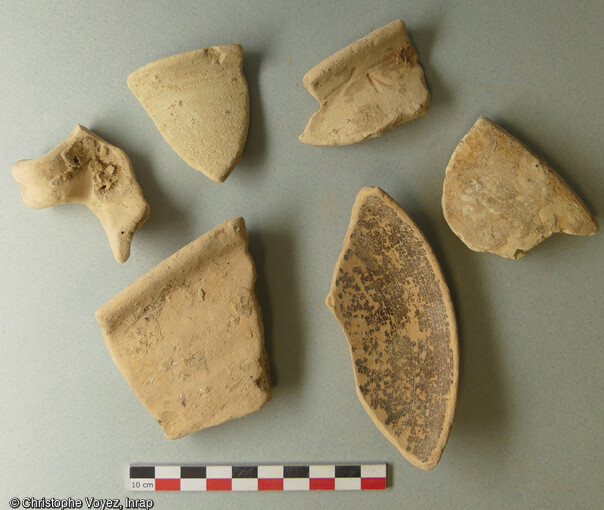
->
[95,218,271,439]
[12,125,149,263]
[442,116,599,259]
[128,45,249,183]
[326,186,458,470]
[300,20,429,146]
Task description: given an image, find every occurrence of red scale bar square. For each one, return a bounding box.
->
[206,479,232,491]
[361,477,386,490]
[258,478,284,491]
[309,478,335,490]
[155,478,180,491]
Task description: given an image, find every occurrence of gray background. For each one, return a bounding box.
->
[1,0,602,508]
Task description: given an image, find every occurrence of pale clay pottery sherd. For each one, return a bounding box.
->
[95,218,271,439]
[326,187,458,470]
[300,20,430,146]
[128,44,249,183]
[12,125,149,263]
[442,116,599,259]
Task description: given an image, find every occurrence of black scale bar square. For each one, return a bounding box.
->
[130,466,155,479]
[284,465,309,478]
[180,466,206,479]
[335,465,361,478]
[232,466,258,478]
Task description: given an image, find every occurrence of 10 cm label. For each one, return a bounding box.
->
[130,480,155,490]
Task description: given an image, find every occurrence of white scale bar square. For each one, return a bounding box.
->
[361,464,386,478]
[155,466,180,479]
[231,478,258,491]
[283,478,310,491]
[206,465,232,478]
[258,465,283,478]
[309,465,335,478]
[180,479,206,491]
[335,478,361,491]
[258,466,283,478]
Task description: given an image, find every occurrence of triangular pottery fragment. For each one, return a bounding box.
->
[326,187,458,470]
[300,20,430,146]
[442,116,599,259]
[128,45,249,182]
[95,218,271,439]
[12,125,149,263]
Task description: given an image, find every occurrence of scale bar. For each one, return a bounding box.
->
[129,464,387,491]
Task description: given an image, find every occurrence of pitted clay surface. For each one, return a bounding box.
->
[300,20,429,146]
[12,125,149,263]
[95,218,271,439]
[128,44,249,183]
[326,187,458,470]
[442,116,599,258]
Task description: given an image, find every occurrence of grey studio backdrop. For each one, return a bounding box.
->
[1,1,602,509]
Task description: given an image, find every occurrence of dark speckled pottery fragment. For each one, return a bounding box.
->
[326,186,458,470]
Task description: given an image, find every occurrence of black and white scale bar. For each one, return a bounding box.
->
[129,464,387,491]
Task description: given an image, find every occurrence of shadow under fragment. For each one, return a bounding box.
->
[248,230,305,392]
[239,51,267,173]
